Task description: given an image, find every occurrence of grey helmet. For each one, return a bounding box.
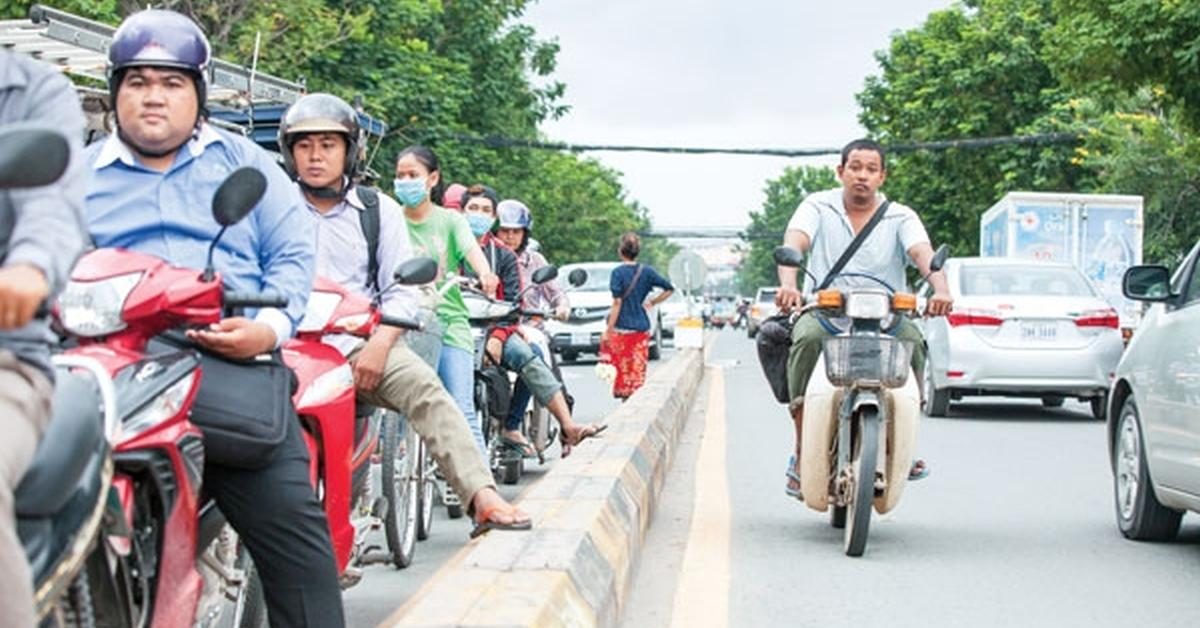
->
[278,93,363,181]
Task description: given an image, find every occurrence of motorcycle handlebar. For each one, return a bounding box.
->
[379,314,424,331]
[223,291,289,309]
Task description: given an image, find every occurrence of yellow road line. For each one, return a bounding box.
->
[669,366,730,628]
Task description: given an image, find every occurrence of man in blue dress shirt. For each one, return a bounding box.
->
[82,11,342,626]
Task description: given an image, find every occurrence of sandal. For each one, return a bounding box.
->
[559,423,608,458]
[908,459,930,481]
[469,504,533,539]
[499,434,536,459]
[785,455,803,501]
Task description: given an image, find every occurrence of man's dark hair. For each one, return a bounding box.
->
[840,138,886,170]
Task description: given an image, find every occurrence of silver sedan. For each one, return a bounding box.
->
[919,257,1124,419]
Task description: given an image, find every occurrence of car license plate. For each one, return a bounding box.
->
[1020,322,1057,340]
[571,332,591,346]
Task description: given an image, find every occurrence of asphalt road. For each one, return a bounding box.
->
[624,330,1200,627]
[342,346,672,627]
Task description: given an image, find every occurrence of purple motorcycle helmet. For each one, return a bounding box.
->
[107,10,212,109]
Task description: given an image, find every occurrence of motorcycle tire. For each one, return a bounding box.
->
[844,409,880,558]
[416,441,435,541]
[500,458,522,485]
[56,568,96,628]
[830,505,847,529]
[381,413,418,569]
[236,548,268,628]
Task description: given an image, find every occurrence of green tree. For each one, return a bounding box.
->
[739,165,836,292]
[857,0,1081,257]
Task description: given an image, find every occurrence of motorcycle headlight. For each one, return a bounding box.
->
[123,371,198,439]
[297,363,354,408]
[58,272,142,337]
[297,292,342,333]
[845,292,891,320]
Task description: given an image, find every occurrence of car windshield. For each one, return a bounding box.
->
[757,289,777,303]
[565,265,614,291]
[960,265,1096,297]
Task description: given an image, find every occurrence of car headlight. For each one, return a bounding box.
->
[123,371,198,439]
[845,291,891,320]
[297,292,343,333]
[297,363,354,408]
[58,272,142,337]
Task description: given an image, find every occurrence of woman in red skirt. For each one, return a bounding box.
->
[601,233,675,399]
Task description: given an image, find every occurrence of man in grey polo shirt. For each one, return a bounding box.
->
[776,138,952,498]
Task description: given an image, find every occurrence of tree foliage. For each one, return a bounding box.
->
[738,165,836,292]
[0,0,650,266]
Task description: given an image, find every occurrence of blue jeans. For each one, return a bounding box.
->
[437,344,486,458]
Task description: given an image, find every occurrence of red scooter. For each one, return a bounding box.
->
[284,259,434,584]
[55,168,279,627]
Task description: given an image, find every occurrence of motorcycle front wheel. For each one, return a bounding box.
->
[381,413,419,568]
[844,408,880,557]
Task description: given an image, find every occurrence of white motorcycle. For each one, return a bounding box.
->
[775,245,948,557]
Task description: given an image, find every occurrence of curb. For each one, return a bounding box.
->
[382,346,707,627]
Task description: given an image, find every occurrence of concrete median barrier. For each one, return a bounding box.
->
[382,345,706,627]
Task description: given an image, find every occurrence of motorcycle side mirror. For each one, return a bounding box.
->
[531,265,558,285]
[211,167,268,227]
[393,257,438,285]
[203,168,268,282]
[567,268,588,288]
[0,127,70,189]
[929,244,950,273]
[773,246,805,268]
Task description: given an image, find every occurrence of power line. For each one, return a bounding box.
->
[430,130,1080,158]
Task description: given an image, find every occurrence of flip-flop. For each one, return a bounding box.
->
[560,423,608,458]
[785,455,803,500]
[908,459,930,481]
[469,505,533,539]
[499,435,536,459]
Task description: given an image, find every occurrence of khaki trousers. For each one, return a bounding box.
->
[351,341,494,509]
[0,350,53,628]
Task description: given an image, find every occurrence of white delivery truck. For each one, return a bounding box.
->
[979,192,1144,336]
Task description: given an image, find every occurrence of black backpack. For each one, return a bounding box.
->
[356,186,382,293]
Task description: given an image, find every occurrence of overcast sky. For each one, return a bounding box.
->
[521,0,955,230]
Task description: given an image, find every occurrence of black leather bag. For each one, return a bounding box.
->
[152,334,294,469]
[756,314,794,404]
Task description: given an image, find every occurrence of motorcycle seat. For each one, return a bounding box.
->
[15,370,106,517]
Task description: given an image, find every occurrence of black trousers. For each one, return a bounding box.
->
[204,405,345,627]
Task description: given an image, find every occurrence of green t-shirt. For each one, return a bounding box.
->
[406,205,476,351]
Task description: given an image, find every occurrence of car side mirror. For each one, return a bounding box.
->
[568,268,587,288]
[930,244,950,273]
[532,265,558,285]
[1123,265,1174,302]
[212,167,267,227]
[773,246,805,268]
[394,257,438,285]
[0,127,69,189]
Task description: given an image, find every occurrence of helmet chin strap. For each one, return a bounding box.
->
[299,176,348,200]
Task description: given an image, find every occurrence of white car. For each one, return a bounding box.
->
[918,257,1124,418]
[747,287,779,338]
[1106,243,1200,541]
[545,262,663,362]
[658,291,693,338]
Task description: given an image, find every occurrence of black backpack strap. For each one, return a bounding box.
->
[356,186,381,293]
[817,200,891,291]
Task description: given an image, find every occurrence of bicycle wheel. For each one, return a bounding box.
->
[381,413,418,568]
[416,440,435,541]
[844,408,880,558]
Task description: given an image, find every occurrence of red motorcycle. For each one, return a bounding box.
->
[55,168,279,627]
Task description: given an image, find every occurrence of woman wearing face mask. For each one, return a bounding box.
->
[461,186,606,459]
[395,146,499,457]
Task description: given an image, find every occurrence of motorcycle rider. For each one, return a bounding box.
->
[82,11,342,625]
[775,139,952,499]
[278,93,529,534]
[460,189,604,458]
[0,50,88,628]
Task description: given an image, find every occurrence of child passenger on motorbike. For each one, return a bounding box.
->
[775,139,953,500]
[279,93,530,536]
[458,188,605,458]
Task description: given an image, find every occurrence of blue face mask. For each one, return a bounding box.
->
[393,177,428,207]
[466,212,494,238]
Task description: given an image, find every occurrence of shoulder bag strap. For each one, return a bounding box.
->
[817,200,891,291]
[620,263,644,301]
[356,186,382,293]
